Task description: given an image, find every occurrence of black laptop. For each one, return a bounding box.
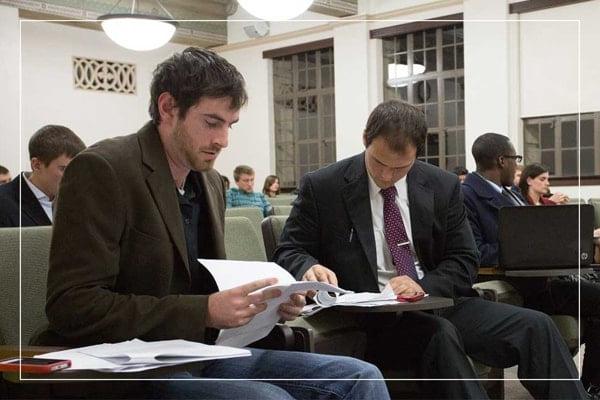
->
[498,204,595,270]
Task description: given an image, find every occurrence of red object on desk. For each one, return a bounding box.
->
[0,357,71,374]
[397,292,425,302]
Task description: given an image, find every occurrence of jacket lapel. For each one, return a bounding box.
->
[18,174,52,225]
[406,162,434,267]
[341,153,378,279]
[138,122,190,280]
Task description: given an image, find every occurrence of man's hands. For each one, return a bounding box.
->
[302,264,338,297]
[389,275,424,296]
[205,278,308,329]
[206,278,281,329]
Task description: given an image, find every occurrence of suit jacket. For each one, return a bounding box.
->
[0,173,52,227]
[273,153,479,299]
[461,172,526,266]
[34,122,226,347]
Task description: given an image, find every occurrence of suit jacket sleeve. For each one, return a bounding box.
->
[273,174,321,279]
[463,191,498,266]
[46,152,210,344]
[419,180,479,297]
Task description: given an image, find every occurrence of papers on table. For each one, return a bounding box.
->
[199,259,350,347]
[35,339,250,373]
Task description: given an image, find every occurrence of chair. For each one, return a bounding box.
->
[268,196,296,207]
[568,197,584,204]
[589,198,600,228]
[225,207,266,255]
[0,226,52,348]
[224,216,267,262]
[272,205,292,216]
[262,215,289,260]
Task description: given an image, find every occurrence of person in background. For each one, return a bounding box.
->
[452,165,468,183]
[0,125,85,227]
[518,163,569,205]
[227,165,272,217]
[262,175,280,198]
[221,175,230,191]
[0,165,11,185]
[513,163,524,187]
[462,133,599,397]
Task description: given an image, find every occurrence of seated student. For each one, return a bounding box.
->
[31,47,389,400]
[461,133,600,397]
[0,165,11,185]
[274,101,586,400]
[227,165,272,216]
[518,163,569,205]
[0,125,85,227]
[263,174,281,198]
[513,163,524,188]
[221,174,230,191]
[451,165,468,183]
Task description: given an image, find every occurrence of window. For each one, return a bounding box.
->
[382,24,465,171]
[523,112,600,179]
[272,47,336,189]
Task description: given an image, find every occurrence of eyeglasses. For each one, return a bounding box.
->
[502,155,523,162]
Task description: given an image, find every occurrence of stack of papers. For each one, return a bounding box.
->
[35,339,251,373]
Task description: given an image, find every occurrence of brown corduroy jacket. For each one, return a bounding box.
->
[32,122,226,347]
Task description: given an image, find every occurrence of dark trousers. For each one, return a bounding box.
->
[365,297,586,399]
[522,277,600,387]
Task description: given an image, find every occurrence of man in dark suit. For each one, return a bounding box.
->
[0,165,11,185]
[274,101,586,399]
[462,132,600,397]
[33,48,388,400]
[0,125,85,227]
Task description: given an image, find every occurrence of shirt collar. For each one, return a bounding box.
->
[367,172,407,200]
[22,172,51,202]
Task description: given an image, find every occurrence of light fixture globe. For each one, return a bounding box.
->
[99,14,177,51]
[237,0,313,20]
[387,63,426,88]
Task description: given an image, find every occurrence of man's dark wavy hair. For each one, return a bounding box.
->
[149,47,248,125]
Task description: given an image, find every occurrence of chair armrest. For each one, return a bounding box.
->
[249,324,313,352]
[473,280,524,306]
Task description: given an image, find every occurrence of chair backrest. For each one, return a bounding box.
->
[224,216,267,262]
[0,226,52,346]
[589,198,600,228]
[568,197,584,204]
[225,207,266,255]
[261,215,289,260]
[272,205,293,216]
[268,196,296,206]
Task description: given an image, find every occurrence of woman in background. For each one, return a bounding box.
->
[263,175,280,198]
[518,163,569,205]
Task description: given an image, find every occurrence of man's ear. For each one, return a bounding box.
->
[362,132,368,148]
[157,92,178,123]
[30,157,42,171]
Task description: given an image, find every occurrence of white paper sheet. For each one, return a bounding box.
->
[34,339,250,372]
[199,259,349,347]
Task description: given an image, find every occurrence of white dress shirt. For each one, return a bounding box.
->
[23,172,53,222]
[367,173,424,291]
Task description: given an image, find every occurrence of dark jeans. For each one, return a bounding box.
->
[364,297,587,399]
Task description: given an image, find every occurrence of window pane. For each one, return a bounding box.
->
[414,32,423,50]
[456,130,465,155]
[445,102,456,126]
[446,130,457,155]
[323,117,335,138]
[321,66,332,88]
[426,104,438,127]
[320,49,331,66]
[425,49,436,72]
[562,149,577,176]
[414,51,424,72]
[561,120,577,148]
[455,26,463,44]
[457,101,464,126]
[307,118,318,139]
[323,141,336,164]
[446,156,458,171]
[457,77,464,99]
[425,29,436,48]
[427,133,439,156]
[540,123,554,149]
[396,35,407,52]
[443,46,455,70]
[427,79,438,102]
[307,52,316,68]
[541,151,555,174]
[298,118,307,140]
[456,45,463,69]
[444,78,455,100]
[307,69,316,90]
[298,71,307,91]
[298,53,306,70]
[581,148,594,176]
[309,143,319,164]
[323,94,334,115]
[442,26,454,45]
[581,119,594,146]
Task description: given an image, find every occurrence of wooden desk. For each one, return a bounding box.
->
[338,296,454,313]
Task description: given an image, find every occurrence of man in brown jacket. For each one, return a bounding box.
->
[34,48,388,399]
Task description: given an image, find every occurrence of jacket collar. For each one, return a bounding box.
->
[14,173,52,225]
[463,172,512,209]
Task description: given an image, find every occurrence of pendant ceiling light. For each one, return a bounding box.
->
[98,0,178,51]
[237,0,314,20]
